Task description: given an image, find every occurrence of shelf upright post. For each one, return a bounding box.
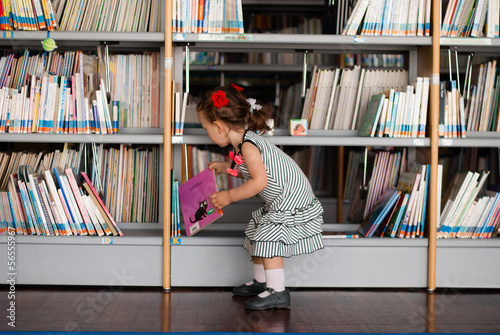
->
[427,0,440,292]
[164,0,173,292]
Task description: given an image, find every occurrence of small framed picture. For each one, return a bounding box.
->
[290,119,308,136]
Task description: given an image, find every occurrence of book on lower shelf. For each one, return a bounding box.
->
[179,168,223,236]
[2,166,121,236]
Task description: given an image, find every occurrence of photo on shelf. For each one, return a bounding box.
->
[290,119,308,136]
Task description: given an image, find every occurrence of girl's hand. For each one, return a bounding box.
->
[209,190,232,210]
[208,161,231,176]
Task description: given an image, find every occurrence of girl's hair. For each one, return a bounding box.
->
[196,85,271,134]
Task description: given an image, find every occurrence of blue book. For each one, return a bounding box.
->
[358,189,401,238]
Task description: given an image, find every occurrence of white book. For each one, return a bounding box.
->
[471,0,487,37]
[344,0,370,35]
[351,68,366,130]
[410,77,423,137]
[324,68,341,130]
[407,0,420,35]
[343,65,362,129]
[416,0,426,36]
[418,77,430,137]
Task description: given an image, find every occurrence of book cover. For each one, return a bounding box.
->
[179,168,222,236]
[357,188,400,238]
[358,94,385,137]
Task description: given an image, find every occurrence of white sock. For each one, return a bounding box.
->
[245,263,265,286]
[258,268,285,298]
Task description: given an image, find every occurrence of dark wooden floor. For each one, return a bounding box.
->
[1,286,500,333]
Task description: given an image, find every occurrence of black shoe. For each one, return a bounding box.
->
[232,280,266,296]
[244,288,290,310]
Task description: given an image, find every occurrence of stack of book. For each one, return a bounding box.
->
[2,168,122,236]
[53,0,161,32]
[0,0,57,31]
[438,170,500,238]
[172,0,244,34]
[359,77,430,138]
[302,65,408,131]
[441,0,498,37]
[342,0,431,36]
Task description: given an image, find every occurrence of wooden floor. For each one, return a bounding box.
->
[1,286,500,333]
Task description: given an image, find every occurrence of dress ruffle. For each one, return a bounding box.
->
[243,198,325,258]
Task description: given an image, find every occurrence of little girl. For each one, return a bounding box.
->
[196,84,324,310]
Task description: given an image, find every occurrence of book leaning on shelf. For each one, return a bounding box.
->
[440,0,497,37]
[2,166,122,236]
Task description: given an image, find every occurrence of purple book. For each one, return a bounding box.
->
[179,168,223,236]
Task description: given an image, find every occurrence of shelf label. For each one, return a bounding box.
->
[2,31,13,38]
[171,237,181,245]
[442,37,491,45]
[413,138,425,146]
[172,136,183,144]
[354,36,365,43]
[198,34,252,41]
[442,139,453,146]
[173,34,185,41]
[102,237,113,244]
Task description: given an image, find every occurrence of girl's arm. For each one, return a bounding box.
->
[209,142,267,209]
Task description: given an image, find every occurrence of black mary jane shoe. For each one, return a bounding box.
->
[232,279,266,296]
[244,288,291,310]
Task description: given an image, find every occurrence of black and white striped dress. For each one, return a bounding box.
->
[239,130,324,258]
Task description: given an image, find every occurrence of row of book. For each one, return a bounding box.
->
[91,144,159,224]
[438,170,500,238]
[359,77,430,138]
[342,0,431,36]
[0,0,57,31]
[247,14,322,34]
[301,66,409,131]
[344,54,404,69]
[0,143,159,224]
[172,0,244,34]
[0,49,160,133]
[54,0,161,32]
[441,0,497,37]
[2,167,121,236]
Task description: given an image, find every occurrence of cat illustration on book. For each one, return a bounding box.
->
[178,168,223,236]
[190,199,208,223]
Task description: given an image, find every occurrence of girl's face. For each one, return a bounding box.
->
[198,112,229,147]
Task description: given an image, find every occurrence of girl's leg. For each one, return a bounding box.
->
[259,256,285,297]
[247,257,265,284]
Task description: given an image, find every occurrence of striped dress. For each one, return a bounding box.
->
[239,130,324,258]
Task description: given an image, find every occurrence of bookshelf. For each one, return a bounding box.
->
[169,27,434,288]
[0,5,167,286]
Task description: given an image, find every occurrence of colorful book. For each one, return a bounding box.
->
[179,168,222,236]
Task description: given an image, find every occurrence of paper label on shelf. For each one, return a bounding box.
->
[173,34,185,41]
[172,136,183,144]
[165,57,173,69]
[413,138,425,146]
[354,36,365,43]
[442,139,453,146]
[431,74,440,86]
[171,237,181,245]
[198,34,252,41]
[102,237,113,244]
[2,31,13,38]
[442,37,491,45]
